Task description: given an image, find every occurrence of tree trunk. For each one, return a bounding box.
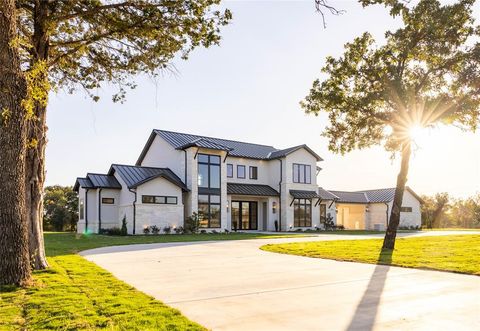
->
[382,142,412,250]
[26,0,50,270]
[0,0,31,286]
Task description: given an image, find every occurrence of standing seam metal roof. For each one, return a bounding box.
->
[110,164,188,190]
[227,183,279,196]
[328,191,369,203]
[86,173,122,189]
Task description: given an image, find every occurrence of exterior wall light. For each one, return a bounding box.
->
[272,201,277,214]
[226,200,230,213]
[365,205,370,212]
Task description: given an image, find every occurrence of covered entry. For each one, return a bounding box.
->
[231,201,257,230]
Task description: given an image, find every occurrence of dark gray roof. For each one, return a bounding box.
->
[269,144,323,161]
[86,173,121,189]
[357,187,424,204]
[329,191,369,203]
[109,164,188,191]
[227,183,279,196]
[73,177,94,191]
[177,138,233,151]
[318,187,339,200]
[136,129,323,164]
[289,190,321,199]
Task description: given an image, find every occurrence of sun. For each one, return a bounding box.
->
[408,125,426,143]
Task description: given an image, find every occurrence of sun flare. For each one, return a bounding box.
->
[408,125,426,143]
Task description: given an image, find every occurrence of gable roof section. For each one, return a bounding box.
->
[74,174,121,191]
[73,177,94,191]
[227,183,279,196]
[359,187,424,204]
[109,164,188,191]
[136,129,323,164]
[329,191,369,204]
[268,144,323,161]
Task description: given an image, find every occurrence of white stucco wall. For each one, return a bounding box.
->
[225,157,271,186]
[98,189,120,230]
[140,134,185,181]
[388,190,422,228]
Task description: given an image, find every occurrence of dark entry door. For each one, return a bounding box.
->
[231,201,257,230]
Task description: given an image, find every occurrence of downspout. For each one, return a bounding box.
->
[129,188,137,235]
[183,150,188,184]
[98,189,102,233]
[278,159,282,232]
[85,189,89,233]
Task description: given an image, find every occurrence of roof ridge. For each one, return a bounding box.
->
[112,163,169,170]
[86,172,110,176]
[155,129,276,148]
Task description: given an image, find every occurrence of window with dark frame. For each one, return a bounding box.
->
[237,165,246,178]
[320,204,326,222]
[292,163,311,184]
[227,164,233,178]
[294,198,312,227]
[141,195,177,205]
[198,153,221,189]
[249,166,258,180]
[101,197,115,204]
[400,206,413,212]
[198,194,221,228]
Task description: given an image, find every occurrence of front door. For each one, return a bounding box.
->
[231,201,258,230]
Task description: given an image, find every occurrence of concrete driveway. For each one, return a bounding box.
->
[82,231,480,331]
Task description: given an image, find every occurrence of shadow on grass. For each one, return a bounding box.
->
[346,248,393,331]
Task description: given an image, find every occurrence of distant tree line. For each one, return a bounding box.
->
[43,186,78,232]
[421,193,480,229]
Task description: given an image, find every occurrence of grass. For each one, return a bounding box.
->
[261,235,480,275]
[0,231,309,330]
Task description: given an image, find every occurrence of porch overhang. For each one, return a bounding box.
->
[227,183,279,197]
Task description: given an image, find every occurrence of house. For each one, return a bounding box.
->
[74,129,423,234]
[328,187,423,230]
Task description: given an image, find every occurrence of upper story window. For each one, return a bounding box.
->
[249,166,258,180]
[237,165,246,179]
[400,207,412,212]
[227,164,233,178]
[293,163,311,184]
[198,154,221,189]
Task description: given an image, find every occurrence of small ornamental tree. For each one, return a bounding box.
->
[301,0,480,249]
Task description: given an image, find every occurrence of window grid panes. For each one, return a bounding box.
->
[198,194,221,228]
[198,154,221,189]
[292,164,311,184]
[249,166,258,180]
[237,165,246,178]
[294,198,312,227]
[142,195,177,205]
[227,164,233,178]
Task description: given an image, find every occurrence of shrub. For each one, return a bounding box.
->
[163,225,171,234]
[150,225,160,235]
[100,227,123,236]
[121,216,128,236]
[224,229,229,234]
[174,226,184,234]
[143,226,151,235]
[336,225,345,230]
[184,212,200,234]
[200,229,207,234]
[211,229,218,234]
[295,228,303,232]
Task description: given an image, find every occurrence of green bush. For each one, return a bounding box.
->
[121,216,128,236]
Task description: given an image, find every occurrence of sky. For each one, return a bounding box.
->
[46,0,480,198]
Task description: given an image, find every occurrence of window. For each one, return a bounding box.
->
[294,199,312,227]
[79,200,84,220]
[142,195,177,205]
[320,204,326,222]
[237,165,246,178]
[249,166,258,180]
[102,197,114,204]
[400,206,412,212]
[227,164,233,178]
[198,154,221,189]
[198,194,221,228]
[293,164,311,184]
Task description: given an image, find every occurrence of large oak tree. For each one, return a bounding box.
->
[302,0,479,249]
[1,0,231,284]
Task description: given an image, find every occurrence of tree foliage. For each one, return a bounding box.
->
[302,0,479,154]
[16,0,232,102]
[421,193,480,228]
[43,185,78,231]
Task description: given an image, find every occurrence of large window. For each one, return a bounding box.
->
[237,165,246,178]
[142,195,177,205]
[227,164,233,178]
[198,154,220,189]
[198,194,221,228]
[79,200,84,220]
[293,164,311,184]
[294,198,312,227]
[249,166,258,180]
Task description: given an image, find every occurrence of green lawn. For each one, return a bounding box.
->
[0,232,309,330]
[261,235,480,275]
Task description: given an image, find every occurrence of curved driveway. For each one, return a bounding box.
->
[82,231,480,331]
